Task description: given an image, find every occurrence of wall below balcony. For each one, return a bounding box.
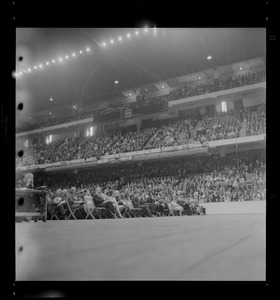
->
[202,200,266,215]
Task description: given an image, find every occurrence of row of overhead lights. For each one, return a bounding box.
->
[101,27,153,47]
[15,27,155,78]
[15,47,91,78]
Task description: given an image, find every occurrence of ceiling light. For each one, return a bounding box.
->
[46,61,49,65]
[79,50,83,54]
[144,28,148,32]
[127,33,131,38]
[118,37,122,41]
[110,39,114,44]
[72,53,76,57]
[65,55,69,59]
[39,64,42,68]
[52,59,56,63]
[58,58,62,62]
[28,68,31,72]
[86,47,90,52]
[115,80,118,84]
[207,55,212,60]
[102,42,106,47]
[34,66,37,69]
[240,67,243,70]
[135,31,139,35]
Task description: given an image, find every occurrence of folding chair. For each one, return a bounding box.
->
[166,203,176,216]
[65,197,82,220]
[84,196,108,219]
[46,192,60,220]
[47,204,59,220]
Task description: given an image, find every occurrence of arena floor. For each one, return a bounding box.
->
[16,213,265,281]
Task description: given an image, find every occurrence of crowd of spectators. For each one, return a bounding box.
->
[244,104,266,136]
[145,118,196,149]
[16,104,266,168]
[18,148,265,221]
[195,114,242,142]
[26,149,265,191]
[16,69,266,133]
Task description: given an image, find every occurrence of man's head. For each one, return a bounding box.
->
[95,187,101,194]
[70,187,76,194]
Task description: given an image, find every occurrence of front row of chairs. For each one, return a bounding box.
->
[47,194,205,220]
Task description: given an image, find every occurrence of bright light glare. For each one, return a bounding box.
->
[79,50,83,54]
[118,37,122,41]
[34,66,37,69]
[144,28,148,32]
[127,33,131,38]
[19,72,22,75]
[28,68,31,72]
[86,47,90,52]
[58,58,62,62]
[72,53,76,57]
[65,55,69,59]
[102,42,106,47]
[110,39,114,44]
[135,31,139,35]
[52,59,56,63]
[39,64,42,68]
[207,55,212,60]
[46,61,49,65]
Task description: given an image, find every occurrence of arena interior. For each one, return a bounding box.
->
[15,28,266,281]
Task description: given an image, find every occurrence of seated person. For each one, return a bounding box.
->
[48,189,67,219]
[170,198,183,216]
[103,189,123,218]
[131,193,154,217]
[69,187,85,205]
[92,187,121,218]
[112,190,129,216]
[62,188,84,218]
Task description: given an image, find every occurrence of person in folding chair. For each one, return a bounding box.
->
[170,195,184,216]
[112,190,129,217]
[48,189,68,220]
[93,187,118,218]
[62,188,84,219]
[102,189,124,218]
